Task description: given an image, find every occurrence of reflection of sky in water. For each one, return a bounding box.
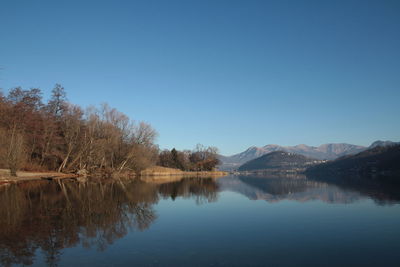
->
[1,176,400,266]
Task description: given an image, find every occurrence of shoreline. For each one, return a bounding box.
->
[0,167,228,186]
[0,169,78,186]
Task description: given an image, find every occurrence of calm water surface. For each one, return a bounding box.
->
[1,175,400,266]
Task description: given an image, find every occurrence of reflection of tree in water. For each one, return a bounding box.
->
[0,179,158,266]
[0,177,220,266]
[158,177,219,204]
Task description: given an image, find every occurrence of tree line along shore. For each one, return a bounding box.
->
[0,84,225,182]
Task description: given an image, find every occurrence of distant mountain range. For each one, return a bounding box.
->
[306,144,400,178]
[238,151,323,172]
[219,141,399,171]
[369,140,399,148]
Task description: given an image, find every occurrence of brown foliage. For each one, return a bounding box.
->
[158,144,220,171]
[0,85,159,176]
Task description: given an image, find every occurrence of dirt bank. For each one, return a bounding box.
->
[0,169,77,185]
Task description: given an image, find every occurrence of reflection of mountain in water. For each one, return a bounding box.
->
[218,175,400,204]
[307,174,400,205]
[0,177,219,267]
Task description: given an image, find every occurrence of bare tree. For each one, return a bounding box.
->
[3,126,26,176]
[58,104,83,172]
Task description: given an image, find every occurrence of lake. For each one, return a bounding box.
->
[1,174,400,266]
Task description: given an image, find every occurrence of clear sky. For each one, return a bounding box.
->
[1,0,399,155]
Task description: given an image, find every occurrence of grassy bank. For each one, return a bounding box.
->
[140,166,227,176]
[139,166,228,183]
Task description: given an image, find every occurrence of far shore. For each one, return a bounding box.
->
[139,166,228,183]
[0,166,228,186]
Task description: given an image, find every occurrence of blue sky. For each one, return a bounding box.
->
[1,0,399,155]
